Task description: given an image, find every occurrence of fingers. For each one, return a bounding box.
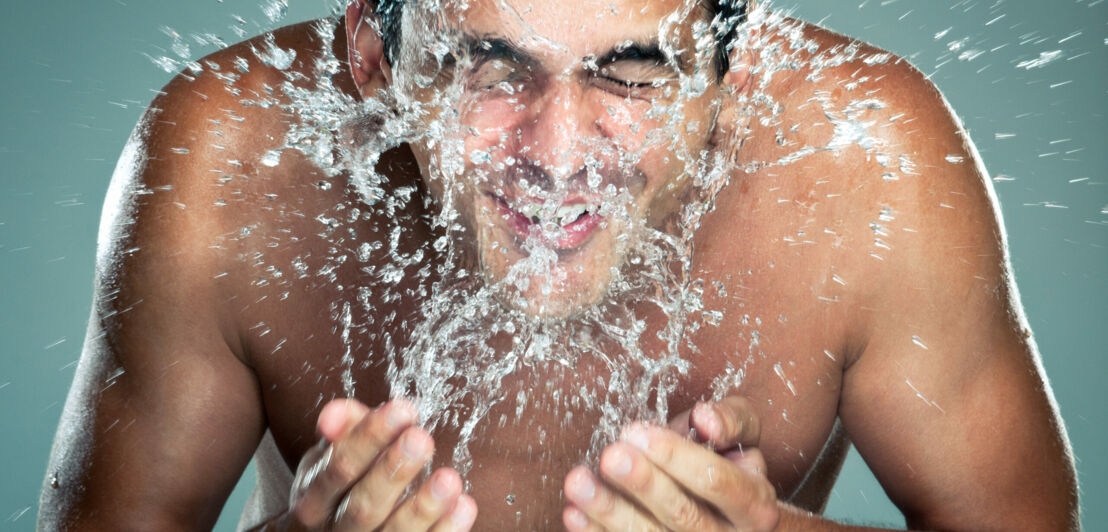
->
[430,493,478,532]
[689,396,761,449]
[666,409,696,440]
[563,466,663,532]
[622,423,778,531]
[291,398,418,528]
[380,468,472,532]
[332,426,433,531]
[723,446,769,476]
[597,443,728,532]
[316,398,372,442]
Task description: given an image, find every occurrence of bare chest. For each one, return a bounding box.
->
[234,167,860,528]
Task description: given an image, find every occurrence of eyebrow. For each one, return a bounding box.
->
[459,33,538,69]
[456,34,685,73]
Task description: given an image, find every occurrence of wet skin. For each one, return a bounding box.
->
[39,3,1077,532]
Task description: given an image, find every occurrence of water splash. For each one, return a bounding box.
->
[132,0,1102,525]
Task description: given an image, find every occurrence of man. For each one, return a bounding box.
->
[39,0,1078,530]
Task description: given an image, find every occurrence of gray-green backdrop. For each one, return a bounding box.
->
[1,1,1103,529]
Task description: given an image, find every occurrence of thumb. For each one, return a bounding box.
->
[690,396,761,450]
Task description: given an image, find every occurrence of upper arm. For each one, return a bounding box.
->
[836,63,1078,530]
[39,73,267,530]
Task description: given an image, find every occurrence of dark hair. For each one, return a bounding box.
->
[373,0,748,77]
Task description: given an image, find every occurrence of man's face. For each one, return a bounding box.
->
[399,0,726,317]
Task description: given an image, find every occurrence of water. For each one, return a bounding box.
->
[277,4,745,473]
[120,0,1101,527]
[267,0,927,485]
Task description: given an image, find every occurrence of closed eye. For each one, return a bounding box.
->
[468,59,531,90]
[595,61,675,96]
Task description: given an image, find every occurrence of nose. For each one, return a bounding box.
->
[517,77,599,183]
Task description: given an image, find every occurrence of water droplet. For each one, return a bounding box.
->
[262,0,289,23]
[261,149,282,167]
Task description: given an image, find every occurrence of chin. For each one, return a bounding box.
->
[473,205,628,320]
[506,262,615,319]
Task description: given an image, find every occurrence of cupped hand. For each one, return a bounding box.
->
[563,396,778,532]
[287,398,477,531]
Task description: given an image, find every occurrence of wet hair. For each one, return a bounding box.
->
[372,0,748,77]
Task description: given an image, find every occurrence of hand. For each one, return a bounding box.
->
[562,396,779,532]
[286,398,477,531]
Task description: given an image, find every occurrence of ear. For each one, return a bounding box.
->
[710,37,758,159]
[345,0,392,100]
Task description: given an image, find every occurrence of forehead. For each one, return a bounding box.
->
[438,0,705,55]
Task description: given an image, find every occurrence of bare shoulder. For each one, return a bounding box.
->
[137,19,338,189]
[726,17,1014,356]
[98,20,346,356]
[35,25,344,529]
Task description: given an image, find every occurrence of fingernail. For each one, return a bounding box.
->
[431,472,452,501]
[622,424,650,452]
[609,447,632,477]
[402,431,427,459]
[566,506,588,529]
[572,472,596,501]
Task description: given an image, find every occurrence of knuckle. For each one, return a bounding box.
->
[750,500,780,532]
[667,497,704,530]
[701,465,731,496]
[592,487,618,519]
[410,488,442,520]
[343,496,387,528]
[651,435,675,464]
[744,481,778,531]
[385,442,415,473]
[354,414,391,447]
[291,504,322,529]
[759,476,777,502]
[323,452,361,487]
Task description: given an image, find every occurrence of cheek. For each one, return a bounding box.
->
[593,93,659,150]
[460,94,529,150]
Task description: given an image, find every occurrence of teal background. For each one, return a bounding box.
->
[0,0,1103,529]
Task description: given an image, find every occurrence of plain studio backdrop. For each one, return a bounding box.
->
[1,0,1104,529]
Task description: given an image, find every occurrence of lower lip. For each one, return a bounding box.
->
[494,197,603,250]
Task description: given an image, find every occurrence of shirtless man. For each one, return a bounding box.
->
[39,0,1078,530]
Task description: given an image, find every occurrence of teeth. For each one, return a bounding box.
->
[517,203,542,220]
[555,204,589,226]
[510,200,596,225]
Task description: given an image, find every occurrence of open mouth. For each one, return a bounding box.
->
[490,194,604,250]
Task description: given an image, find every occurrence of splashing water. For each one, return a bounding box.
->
[266,1,922,482]
[129,0,1105,526]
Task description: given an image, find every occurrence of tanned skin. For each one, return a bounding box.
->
[39,4,1077,531]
